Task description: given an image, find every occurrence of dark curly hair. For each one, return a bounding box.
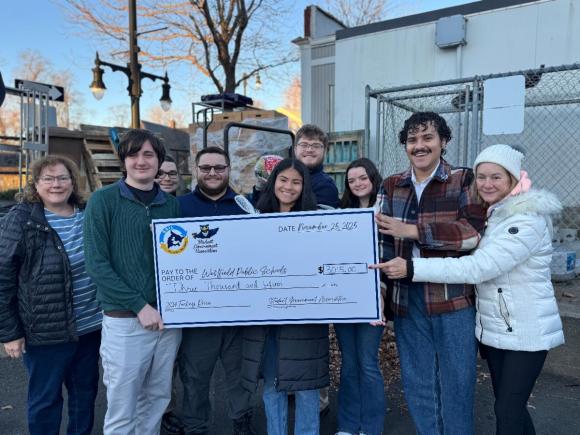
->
[398,112,452,147]
[256,158,317,213]
[340,158,382,209]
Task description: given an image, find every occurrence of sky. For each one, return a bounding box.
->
[0,0,475,128]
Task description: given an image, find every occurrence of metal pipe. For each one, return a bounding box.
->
[375,96,382,164]
[462,85,470,167]
[364,85,371,157]
[470,79,480,162]
[368,63,580,98]
[456,44,463,79]
[43,94,49,156]
[385,88,466,102]
[388,100,416,112]
[525,98,580,108]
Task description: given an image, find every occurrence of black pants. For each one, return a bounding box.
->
[481,343,547,435]
[178,326,253,434]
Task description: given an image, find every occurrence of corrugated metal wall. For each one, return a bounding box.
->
[310,42,336,132]
[312,44,335,59]
[311,63,335,132]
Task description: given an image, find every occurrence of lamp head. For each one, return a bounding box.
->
[89,52,106,100]
[160,74,172,111]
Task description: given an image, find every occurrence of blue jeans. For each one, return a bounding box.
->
[23,330,101,435]
[334,323,385,435]
[394,283,476,435]
[262,331,320,435]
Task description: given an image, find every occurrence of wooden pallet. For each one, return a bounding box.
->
[81,135,122,190]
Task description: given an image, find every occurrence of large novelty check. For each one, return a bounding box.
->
[152,208,380,327]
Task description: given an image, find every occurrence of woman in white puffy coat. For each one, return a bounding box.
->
[373,144,564,435]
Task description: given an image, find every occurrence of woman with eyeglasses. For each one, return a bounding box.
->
[0,155,102,435]
[157,153,185,435]
[241,158,330,435]
[156,154,181,195]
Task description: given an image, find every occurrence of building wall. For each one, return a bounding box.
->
[331,0,580,131]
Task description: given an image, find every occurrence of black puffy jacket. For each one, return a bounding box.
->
[0,202,77,345]
[241,324,329,393]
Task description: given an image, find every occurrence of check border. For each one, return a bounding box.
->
[152,208,380,326]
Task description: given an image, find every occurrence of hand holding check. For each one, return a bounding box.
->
[374,213,419,240]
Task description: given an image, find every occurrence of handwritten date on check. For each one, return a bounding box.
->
[152,208,380,327]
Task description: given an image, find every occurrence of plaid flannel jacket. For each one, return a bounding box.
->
[377,159,486,316]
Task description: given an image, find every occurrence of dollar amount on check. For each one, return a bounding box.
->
[152,208,381,327]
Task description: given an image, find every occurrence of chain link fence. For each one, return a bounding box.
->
[365,64,580,230]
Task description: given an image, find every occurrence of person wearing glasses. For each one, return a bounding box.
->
[155,154,186,435]
[291,125,340,416]
[156,154,180,196]
[0,155,102,435]
[291,124,339,208]
[177,146,256,435]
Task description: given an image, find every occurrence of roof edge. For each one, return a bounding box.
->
[336,0,541,41]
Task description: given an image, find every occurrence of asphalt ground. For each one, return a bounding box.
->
[1,354,579,435]
[1,278,578,434]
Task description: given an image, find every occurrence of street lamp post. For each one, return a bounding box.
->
[89,0,172,128]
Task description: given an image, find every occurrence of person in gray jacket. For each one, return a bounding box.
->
[373,144,564,435]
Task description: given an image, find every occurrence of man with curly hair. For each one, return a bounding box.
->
[375,112,486,435]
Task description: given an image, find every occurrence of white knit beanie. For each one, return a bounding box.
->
[473,144,524,180]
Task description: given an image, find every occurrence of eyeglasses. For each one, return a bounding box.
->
[157,170,178,179]
[296,142,324,151]
[38,175,72,184]
[197,165,229,174]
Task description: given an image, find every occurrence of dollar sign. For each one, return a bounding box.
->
[318,266,324,274]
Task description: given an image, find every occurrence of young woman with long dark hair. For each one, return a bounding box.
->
[336,158,386,435]
[242,158,329,435]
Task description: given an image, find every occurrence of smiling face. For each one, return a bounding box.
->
[35,163,73,209]
[124,140,159,188]
[293,136,325,169]
[476,162,515,205]
[274,167,303,212]
[347,166,373,204]
[195,152,230,198]
[156,161,179,194]
[405,122,446,179]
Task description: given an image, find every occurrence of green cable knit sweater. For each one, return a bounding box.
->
[83,179,181,314]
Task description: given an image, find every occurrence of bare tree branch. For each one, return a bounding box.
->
[59,0,296,93]
[324,0,406,27]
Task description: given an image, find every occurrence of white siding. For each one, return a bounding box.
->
[332,0,580,131]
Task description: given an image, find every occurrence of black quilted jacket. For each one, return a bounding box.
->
[0,202,77,345]
[241,324,329,393]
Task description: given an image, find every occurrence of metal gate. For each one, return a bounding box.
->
[364,64,580,230]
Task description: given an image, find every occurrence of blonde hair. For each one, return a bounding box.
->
[471,164,518,207]
[17,155,84,206]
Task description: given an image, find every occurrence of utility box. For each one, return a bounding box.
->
[435,15,467,48]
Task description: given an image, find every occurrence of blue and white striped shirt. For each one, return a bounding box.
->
[45,208,102,335]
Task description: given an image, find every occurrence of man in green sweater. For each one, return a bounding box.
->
[84,129,182,435]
